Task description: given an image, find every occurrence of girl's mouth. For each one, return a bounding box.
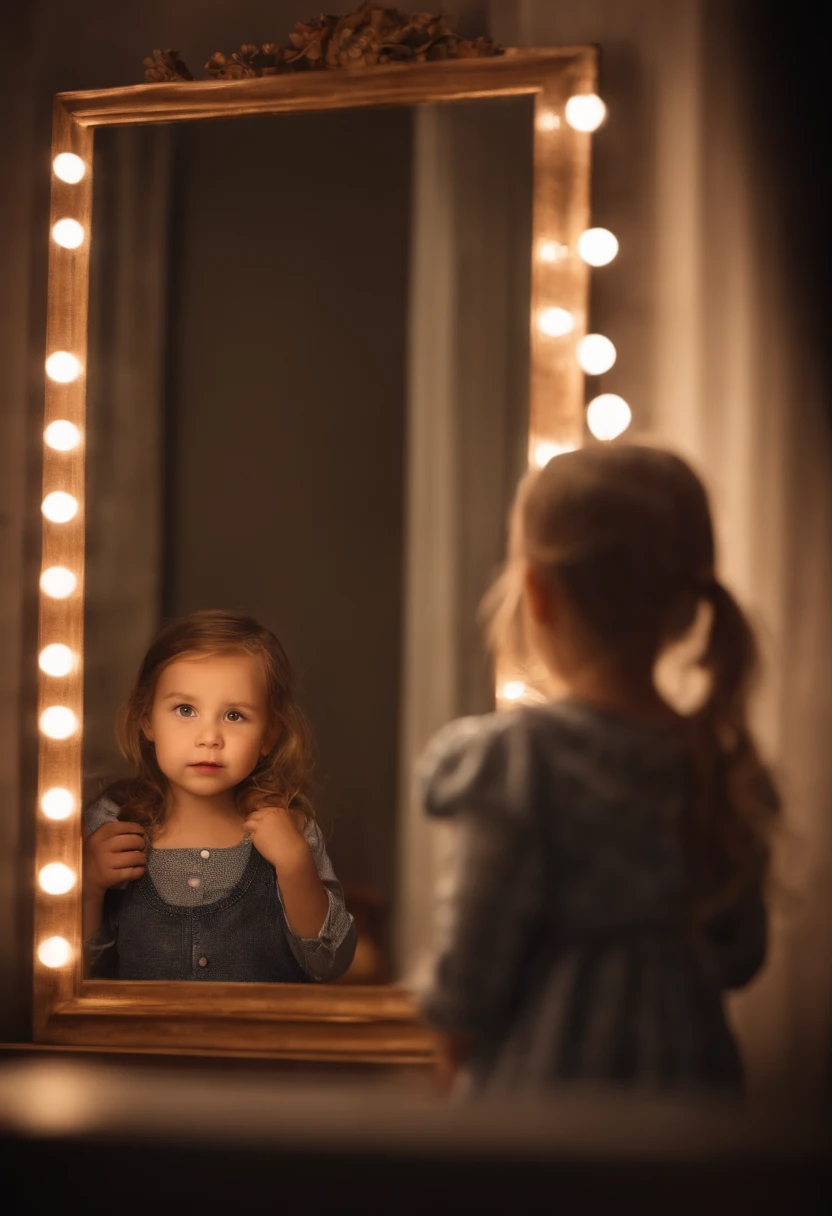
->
[191,763,223,773]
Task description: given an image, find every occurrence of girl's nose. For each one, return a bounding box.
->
[196,722,223,748]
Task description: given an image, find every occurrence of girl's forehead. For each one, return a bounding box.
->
[154,651,268,700]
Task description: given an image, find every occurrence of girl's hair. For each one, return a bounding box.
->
[483,443,779,927]
[104,609,315,837]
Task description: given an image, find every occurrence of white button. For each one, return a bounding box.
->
[188,877,201,888]
[200,849,210,859]
[198,956,208,967]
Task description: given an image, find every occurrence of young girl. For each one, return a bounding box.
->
[83,609,357,983]
[415,444,780,1095]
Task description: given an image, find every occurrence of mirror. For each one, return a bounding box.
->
[35,48,597,1056]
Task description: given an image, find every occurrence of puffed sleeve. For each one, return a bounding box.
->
[278,819,358,983]
[413,713,545,1037]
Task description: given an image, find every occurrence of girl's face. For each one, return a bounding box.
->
[144,653,276,799]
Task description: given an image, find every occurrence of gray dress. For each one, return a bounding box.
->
[415,700,768,1095]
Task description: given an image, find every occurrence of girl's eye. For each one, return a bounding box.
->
[226,710,246,723]
[175,704,196,718]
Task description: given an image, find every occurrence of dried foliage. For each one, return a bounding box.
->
[144,4,502,82]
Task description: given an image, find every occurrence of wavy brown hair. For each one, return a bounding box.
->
[103,609,315,838]
[483,443,780,928]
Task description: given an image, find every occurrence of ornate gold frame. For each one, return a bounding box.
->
[34,47,597,1059]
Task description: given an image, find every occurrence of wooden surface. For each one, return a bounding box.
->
[34,47,596,1061]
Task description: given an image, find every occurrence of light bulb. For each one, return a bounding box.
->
[536,110,560,132]
[39,863,76,895]
[51,219,84,249]
[532,440,575,468]
[587,393,632,441]
[38,936,73,968]
[577,334,617,375]
[577,228,619,267]
[537,240,566,263]
[44,420,81,451]
[500,680,526,702]
[39,644,75,677]
[537,307,574,338]
[45,352,81,383]
[565,94,607,132]
[42,492,78,523]
[39,706,78,740]
[42,787,75,820]
[40,566,77,598]
[53,153,86,184]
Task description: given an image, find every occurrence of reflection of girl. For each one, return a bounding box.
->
[416,445,780,1095]
[83,610,356,982]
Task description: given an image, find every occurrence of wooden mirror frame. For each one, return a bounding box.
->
[33,46,597,1062]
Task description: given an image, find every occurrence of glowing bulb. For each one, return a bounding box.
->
[53,153,86,184]
[587,393,632,441]
[39,863,76,895]
[501,680,526,701]
[40,566,77,598]
[39,644,75,677]
[44,420,81,451]
[45,352,81,383]
[537,110,560,132]
[537,240,567,263]
[577,334,617,375]
[532,440,575,468]
[39,706,78,739]
[565,94,607,132]
[38,936,73,968]
[51,219,84,249]
[537,307,574,338]
[42,492,78,523]
[42,787,75,820]
[577,228,619,267]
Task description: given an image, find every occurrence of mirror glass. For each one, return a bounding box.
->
[82,98,533,983]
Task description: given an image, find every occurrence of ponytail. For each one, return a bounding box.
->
[685,580,779,926]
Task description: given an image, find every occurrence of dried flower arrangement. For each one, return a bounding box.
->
[143,4,502,83]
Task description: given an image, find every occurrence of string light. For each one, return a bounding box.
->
[41,787,75,820]
[500,681,526,702]
[37,936,73,968]
[51,219,84,249]
[537,307,574,337]
[45,352,81,383]
[532,440,575,468]
[577,228,619,267]
[42,492,78,523]
[587,393,632,441]
[44,420,81,451]
[565,94,607,132]
[39,706,78,740]
[39,644,75,677]
[536,110,560,132]
[537,239,567,263]
[40,566,77,598]
[39,863,76,895]
[577,334,617,375]
[52,153,86,184]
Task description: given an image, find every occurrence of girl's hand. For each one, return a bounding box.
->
[243,806,309,873]
[83,821,147,895]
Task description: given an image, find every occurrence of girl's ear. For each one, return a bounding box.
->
[524,563,558,627]
[141,715,154,743]
[261,724,280,758]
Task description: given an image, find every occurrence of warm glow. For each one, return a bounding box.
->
[53,153,86,184]
[45,351,81,383]
[537,307,574,338]
[537,240,567,263]
[39,863,77,896]
[500,680,526,702]
[39,706,79,740]
[41,787,75,820]
[577,228,619,267]
[51,218,85,249]
[532,440,575,468]
[42,492,78,523]
[37,936,73,968]
[40,566,77,598]
[39,644,75,678]
[587,393,632,441]
[44,420,81,451]
[577,334,617,375]
[536,109,560,132]
[565,94,607,132]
